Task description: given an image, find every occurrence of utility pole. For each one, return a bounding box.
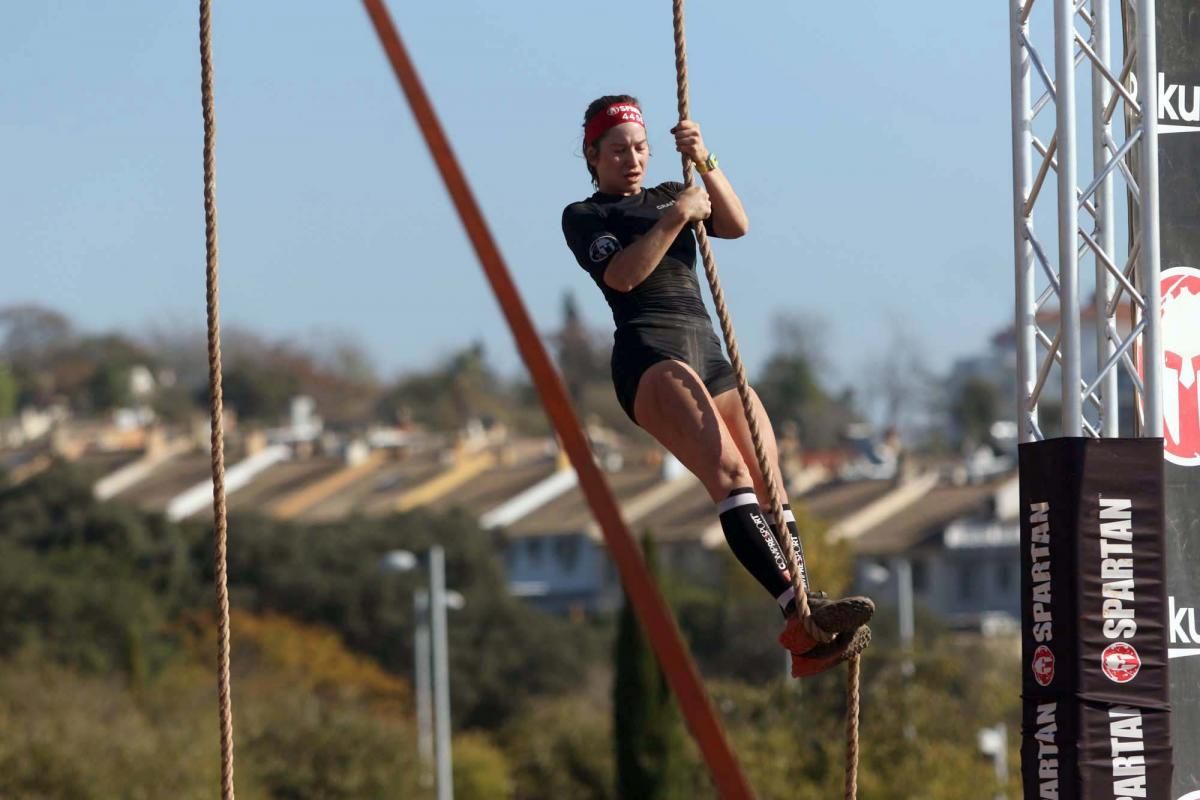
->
[897,557,915,677]
[429,546,454,800]
[414,590,434,788]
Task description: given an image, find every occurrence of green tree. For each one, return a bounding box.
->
[0,464,208,679]
[0,613,428,800]
[614,533,685,799]
[226,506,602,731]
[0,313,154,412]
[86,362,133,410]
[556,292,605,404]
[551,291,633,432]
[0,364,16,418]
[0,660,216,800]
[217,363,300,422]
[0,465,602,733]
[755,312,859,449]
[501,693,615,800]
[64,334,152,412]
[0,304,74,360]
[377,343,512,431]
[454,732,516,800]
[950,377,1000,447]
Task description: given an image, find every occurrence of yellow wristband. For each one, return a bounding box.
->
[695,152,718,174]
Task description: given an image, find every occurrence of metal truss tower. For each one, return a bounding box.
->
[1009,0,1163,442]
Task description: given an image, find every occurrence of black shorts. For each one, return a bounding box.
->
[611,318,738,424]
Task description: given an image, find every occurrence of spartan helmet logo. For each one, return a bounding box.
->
[1101,642,1142,684]
[1161,267,1200,466]
[1032,644,1055,687]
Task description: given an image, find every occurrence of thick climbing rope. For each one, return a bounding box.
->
[845,657,860,797]
[669,0,821,647]
[669,2,861,796]
[198,2,236,798]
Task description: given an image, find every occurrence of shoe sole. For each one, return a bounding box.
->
[801,625,872,664]
[809,595,875,634]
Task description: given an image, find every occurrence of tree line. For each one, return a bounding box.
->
[0,300,896,450]
[0,462,1021,798]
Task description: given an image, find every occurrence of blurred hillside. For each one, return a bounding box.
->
[0,464,1022,799]
[0,301,1026,799]
[0,298,881,446]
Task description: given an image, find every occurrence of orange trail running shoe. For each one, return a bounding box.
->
[788,626,872,679]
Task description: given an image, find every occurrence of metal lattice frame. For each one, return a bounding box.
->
[1009,0,1163,442]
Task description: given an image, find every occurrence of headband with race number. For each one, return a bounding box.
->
[584,103,645,146]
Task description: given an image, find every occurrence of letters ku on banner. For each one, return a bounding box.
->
[1020,439,1172,800]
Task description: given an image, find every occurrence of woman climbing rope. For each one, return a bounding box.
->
[562,95,872,675]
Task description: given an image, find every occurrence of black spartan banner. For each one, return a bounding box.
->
[1021,439,1171,799]
[1154,4,1200,798]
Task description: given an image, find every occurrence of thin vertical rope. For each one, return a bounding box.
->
[198,2,236,797]
[844,656,861,798]
[670,2,861,796]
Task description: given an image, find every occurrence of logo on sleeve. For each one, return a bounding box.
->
[589,235,621,263]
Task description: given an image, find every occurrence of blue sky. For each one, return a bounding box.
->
[2,1,1016,390]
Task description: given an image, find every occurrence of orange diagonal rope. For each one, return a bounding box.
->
[360,2,755,797]
[198,1,236,797]
[670,1,861,796]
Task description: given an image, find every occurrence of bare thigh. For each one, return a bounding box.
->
[712,385,790,507]
[632,360,752,501]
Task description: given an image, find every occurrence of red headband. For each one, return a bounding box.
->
[584,103,645,146]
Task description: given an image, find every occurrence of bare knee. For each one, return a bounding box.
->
[706,453,752,499]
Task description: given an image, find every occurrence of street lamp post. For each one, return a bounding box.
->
[428,546,453,800]
[414,590,434,788]
[383,546,460,800]
[861,559,915,664]
[896,557,915,677]
[862,559,916,738]
[978,723,1009,799]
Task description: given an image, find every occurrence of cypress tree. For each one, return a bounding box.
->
[614,531,684,799]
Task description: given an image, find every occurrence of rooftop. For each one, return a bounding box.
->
[504,458,663,540]
[853,478,1010,557]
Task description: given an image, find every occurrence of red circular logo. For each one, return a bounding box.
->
[1032,645,1055,687]
[1101,642,1142,684]
[1159,267,1200,467]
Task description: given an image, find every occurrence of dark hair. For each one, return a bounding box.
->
[582,94,640,188]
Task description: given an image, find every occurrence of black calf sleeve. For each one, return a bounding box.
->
[772,504,810,591]
[717,488,793,610]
